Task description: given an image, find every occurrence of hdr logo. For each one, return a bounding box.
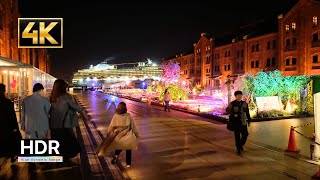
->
[18,18,63,48]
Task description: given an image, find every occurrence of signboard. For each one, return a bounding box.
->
[256,96,282,111]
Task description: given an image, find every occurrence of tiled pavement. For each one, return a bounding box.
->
[0,95,124,180]
[0,114,82,180]
[75,95,124,180]
[75,91,320,180]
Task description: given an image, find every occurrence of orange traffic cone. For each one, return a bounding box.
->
[286,126,300,152]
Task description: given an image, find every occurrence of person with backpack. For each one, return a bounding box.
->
[226,91,251,155]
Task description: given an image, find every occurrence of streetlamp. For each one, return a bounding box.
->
[226,75,231,104]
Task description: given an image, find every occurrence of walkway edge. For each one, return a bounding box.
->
[74,95,126,180]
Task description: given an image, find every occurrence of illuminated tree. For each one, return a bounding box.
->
[161,61,180,86]
[243,70,311,103]
[160,84,188,102]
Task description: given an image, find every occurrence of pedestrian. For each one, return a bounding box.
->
[97,102,140,168]
[0,84,21,163]
[226,90,251,155]
[21,83,50,139]
[49,79,83,160]
[164,89,170,112]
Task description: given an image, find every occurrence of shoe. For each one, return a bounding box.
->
[111,155,118,164]
[240,146,244,152]
[126,165,131,168]
[237,150,242,155]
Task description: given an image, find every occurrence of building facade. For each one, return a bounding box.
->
[0,0,50,73]
[164,0,320,89]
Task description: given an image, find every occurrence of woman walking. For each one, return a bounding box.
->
[97,102,140,167]
[49,79,83,160]
[164,89,170,112]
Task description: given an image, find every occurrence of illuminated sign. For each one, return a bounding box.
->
[256,96,282,111]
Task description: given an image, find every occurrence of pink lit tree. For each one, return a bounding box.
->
[161,61,181,86]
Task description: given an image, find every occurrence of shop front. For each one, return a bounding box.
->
[0,56,56,111]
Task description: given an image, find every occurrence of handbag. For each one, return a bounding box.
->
[64,108,79,128]
[226,120,234,131]
[116,127,137,150]
[97,127,121,156]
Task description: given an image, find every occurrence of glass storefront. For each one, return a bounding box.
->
[0,56,56,110]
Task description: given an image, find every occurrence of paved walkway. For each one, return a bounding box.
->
[250,117,313,158]
[75,91,320,180]
[0,115,82,180]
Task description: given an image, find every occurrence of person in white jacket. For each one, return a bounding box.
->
[164,89,170,112]
[98,102,140,168]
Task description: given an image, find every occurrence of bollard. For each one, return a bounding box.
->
[310,136,316,161]
[311,143,316,160]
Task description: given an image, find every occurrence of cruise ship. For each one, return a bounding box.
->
[72,59,162,88]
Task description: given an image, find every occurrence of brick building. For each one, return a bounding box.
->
[164,0,320,89]
[0,0,51,73]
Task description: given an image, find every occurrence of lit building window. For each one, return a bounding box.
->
[292,23,296,32]
[313,16,318,27]
[285,25,290,33]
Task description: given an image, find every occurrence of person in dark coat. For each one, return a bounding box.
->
[49,79,83,160]
[0,83,21,163]
[226,91,251,155]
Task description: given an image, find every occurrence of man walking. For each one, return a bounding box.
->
[21,83,50,139]
[164,89,170,112]
[226,91,251,155]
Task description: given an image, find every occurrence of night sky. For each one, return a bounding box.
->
[18,0,298,82]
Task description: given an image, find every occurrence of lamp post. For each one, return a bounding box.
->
[226,75,231,104]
